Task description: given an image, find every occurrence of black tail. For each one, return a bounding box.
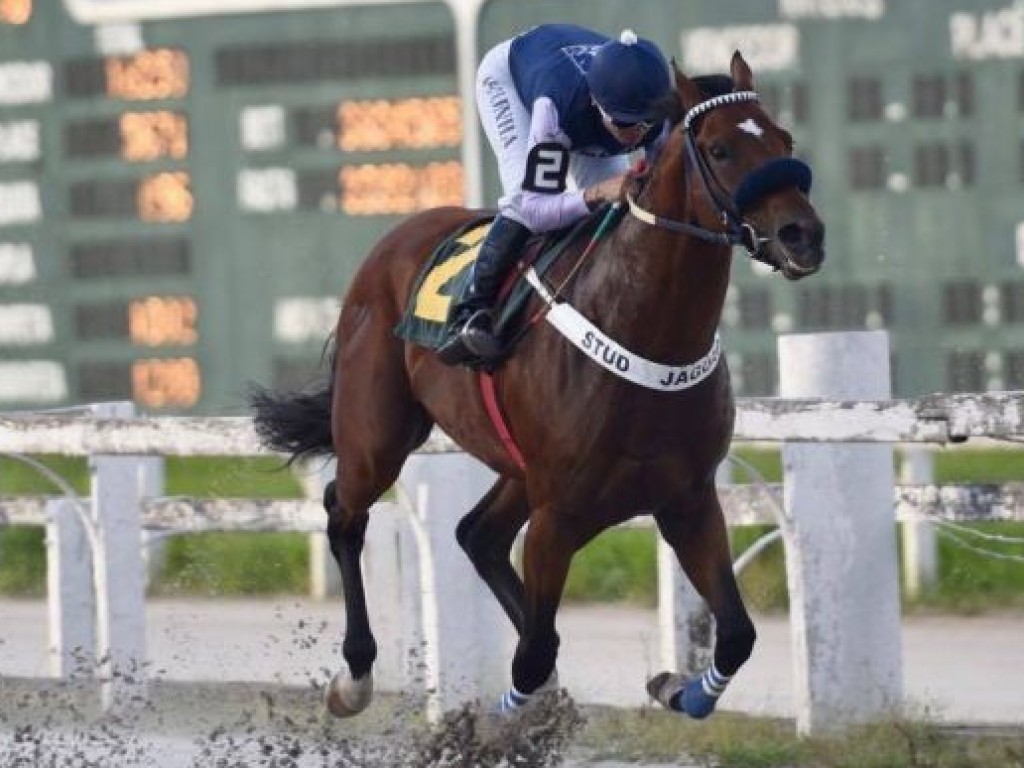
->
[248,349,336,465]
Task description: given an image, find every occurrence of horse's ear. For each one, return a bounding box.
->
[673,59,705,112]
[730,51,754,91]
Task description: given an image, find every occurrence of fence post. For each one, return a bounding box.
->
[45,498,95,677]
[657,541,713,675]
[363,498,420,694]
[398,451,514,720]
[900,447,937,598]
[778,331,902,735]
[89,401,148,712]
[139,458,166,588]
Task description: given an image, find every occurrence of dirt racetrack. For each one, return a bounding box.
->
[1,599,1021,766]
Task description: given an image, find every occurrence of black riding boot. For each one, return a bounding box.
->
[437,215,532,365]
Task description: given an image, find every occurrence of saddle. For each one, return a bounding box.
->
[394,207,617,367]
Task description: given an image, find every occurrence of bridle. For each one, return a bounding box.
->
[625,90,812,269]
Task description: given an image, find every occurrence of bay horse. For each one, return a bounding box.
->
[250,52,824,720]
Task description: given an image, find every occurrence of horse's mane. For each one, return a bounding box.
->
[693,75,734,98]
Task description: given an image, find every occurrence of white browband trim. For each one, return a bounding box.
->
[526,268,722,392]
[682,91,759,130]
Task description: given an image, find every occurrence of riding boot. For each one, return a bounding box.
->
[437,215,532,365]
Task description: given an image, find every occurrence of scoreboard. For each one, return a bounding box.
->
[0,0,460,412]
[2,0,1024,411]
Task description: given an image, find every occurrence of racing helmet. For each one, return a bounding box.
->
[586,29,671,124]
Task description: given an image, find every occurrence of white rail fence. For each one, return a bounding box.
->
[1,331,1023,734]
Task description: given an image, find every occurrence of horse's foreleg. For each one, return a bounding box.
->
[456,477,530,633]
[500,508,573,713]
[650,486,756,719]
[323,480,376,717]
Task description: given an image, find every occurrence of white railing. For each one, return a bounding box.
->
[1,331,1022,733]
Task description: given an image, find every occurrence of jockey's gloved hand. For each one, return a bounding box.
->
[584,175,626,210]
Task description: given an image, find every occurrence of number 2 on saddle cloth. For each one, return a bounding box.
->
[393,207,618,368]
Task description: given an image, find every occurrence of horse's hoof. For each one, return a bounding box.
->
[646,671,684,710]
[646,671,718,719]
[325,670,373,718]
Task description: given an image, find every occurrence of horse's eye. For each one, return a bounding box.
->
[708,143,729,161]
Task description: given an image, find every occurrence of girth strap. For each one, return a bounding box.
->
[479,371,526,470]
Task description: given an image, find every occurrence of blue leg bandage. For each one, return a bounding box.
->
[669,665,732,719]
[498,685,531,714]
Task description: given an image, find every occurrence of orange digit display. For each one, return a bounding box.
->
[132,357,201,408]
[138,171,192,222]
[340,161,463,215]
[129,296,198,346]
[338,96,461,151]
[105,49,189,101]
[120,111,188,161]
[0,0,31,24]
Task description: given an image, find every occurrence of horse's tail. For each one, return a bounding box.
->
[248,344,336,465]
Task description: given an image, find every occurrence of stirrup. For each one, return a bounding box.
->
[460,310,502,358]
[437,310,501,365]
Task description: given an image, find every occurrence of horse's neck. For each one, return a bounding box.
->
[575,219,732,363]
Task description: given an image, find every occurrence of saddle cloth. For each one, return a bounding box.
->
[393,211,605,351]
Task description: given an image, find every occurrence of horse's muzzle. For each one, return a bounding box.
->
[774,217,825,280]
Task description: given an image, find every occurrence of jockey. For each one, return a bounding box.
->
[438,23,673,366]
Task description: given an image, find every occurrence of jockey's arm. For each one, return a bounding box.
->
[512,97,622,232]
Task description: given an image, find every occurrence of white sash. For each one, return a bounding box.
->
[526,268,722,392]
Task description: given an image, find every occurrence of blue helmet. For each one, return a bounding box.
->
[586,29,671,124]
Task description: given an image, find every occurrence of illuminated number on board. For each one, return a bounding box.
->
[338,96,461,151]
[129,296,198,346]
[120,111,188,161]
[132,357,201,408]
[0,0,31,25]
[138,171,192,222]
[105,49,189,101]
[339,161,463,215]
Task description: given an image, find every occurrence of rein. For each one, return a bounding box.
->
[624,192,740,246]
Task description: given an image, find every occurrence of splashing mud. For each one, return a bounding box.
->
[0,678,587,767]
[411,690,586,767]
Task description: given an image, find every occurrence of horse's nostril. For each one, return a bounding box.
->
[778,220,824,252]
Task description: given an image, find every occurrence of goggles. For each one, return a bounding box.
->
[595,102,654,132]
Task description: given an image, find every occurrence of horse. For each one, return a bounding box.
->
[250,52,825,720]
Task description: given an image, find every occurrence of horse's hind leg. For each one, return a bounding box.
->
[323,416,431,717]
[323,305,432,717]
[456,477,530,633]
[322,481,376,717]
[650,484,756,719]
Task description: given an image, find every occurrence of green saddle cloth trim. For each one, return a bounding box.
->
[394,210,611,350]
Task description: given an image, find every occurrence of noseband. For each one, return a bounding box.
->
[626,91,812,268]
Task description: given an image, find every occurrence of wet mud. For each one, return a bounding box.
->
[0,677,587,767]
